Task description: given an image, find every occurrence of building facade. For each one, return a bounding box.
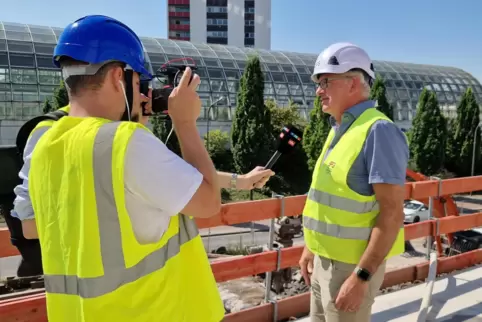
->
[1,21,482,144]
[167,0,271,49]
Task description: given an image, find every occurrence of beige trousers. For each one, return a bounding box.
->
[309,256,386,322]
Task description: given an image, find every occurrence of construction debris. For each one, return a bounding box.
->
[218,276,272,313]
[0,275,44,296]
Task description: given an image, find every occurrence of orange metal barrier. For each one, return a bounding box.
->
[1,175,482,322]
[222,248,482,322]
[406,169,459,255]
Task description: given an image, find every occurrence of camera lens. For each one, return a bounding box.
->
[174,71,183,87]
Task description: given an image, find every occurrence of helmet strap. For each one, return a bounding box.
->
[121,70,134,121]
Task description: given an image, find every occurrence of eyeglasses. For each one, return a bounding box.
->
[316,75,355,90]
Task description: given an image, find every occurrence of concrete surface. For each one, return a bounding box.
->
[199,219,272,237]
[0,255,20,279]
[295,264,482,322]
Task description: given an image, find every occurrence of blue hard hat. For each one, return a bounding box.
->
[54,15,152,80]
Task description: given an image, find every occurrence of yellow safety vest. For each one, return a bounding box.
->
[29,117,224,322]
[302,108,405,264]
[27,105,71,140]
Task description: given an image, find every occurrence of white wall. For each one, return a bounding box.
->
[254,0,271,50]
[227,0,245,48]
[190,0,207,43]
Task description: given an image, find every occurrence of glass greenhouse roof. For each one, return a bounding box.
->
[0,21,481,123]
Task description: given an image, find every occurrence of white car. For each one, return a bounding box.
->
[404,200,430,223]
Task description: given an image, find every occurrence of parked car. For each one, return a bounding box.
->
[404,199,430,223]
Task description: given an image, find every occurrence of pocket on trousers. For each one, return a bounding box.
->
[331,260,356,273]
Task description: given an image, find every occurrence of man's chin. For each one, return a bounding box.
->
[321,104,331,113]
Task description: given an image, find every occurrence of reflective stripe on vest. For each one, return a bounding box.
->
[303,217,372,240]
[304,188,378,240]
[43,122,198,299]
[307,188,379,214]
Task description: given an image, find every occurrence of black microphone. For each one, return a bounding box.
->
[265,125,303,169]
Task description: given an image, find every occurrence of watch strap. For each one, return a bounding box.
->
[354,266,371,282]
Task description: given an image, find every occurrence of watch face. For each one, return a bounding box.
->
[357,268,370,281]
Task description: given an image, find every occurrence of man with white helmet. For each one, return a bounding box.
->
[299,42,408,321]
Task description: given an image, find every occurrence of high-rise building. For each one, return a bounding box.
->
[167,0,271,49]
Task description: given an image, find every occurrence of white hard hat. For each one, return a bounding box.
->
[311,42,376,82]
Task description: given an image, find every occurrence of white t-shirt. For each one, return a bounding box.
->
[12,124,202,245]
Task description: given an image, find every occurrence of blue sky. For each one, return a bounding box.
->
[1,0,481,81]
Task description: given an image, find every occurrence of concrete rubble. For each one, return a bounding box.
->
[218,276,269,313]
[217,268,309,314]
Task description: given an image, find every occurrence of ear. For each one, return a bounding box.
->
[109,66,125,92]
[349,76,360,96]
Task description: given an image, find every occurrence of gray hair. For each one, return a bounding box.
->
[345,70,371,98]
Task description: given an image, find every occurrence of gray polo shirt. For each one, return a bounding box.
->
[323,100,409,196]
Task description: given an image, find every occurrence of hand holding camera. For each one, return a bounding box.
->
[168,67,201,126]
[147,58,199,119]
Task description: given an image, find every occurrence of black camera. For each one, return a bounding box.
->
[142,58,197,117]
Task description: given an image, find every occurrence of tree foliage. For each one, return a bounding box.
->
[303,96,331,171]
[40,80,69,115]
[444,118,457,173]
[409,89,447,175]
[42,98,54,114]
[52,80,69,109]
[267,98,305,134]
[204,129,234,172]
[445,87,481,176]
[370,76,394,120]
[265,99,311,194]
[231,55,273,174]
[151,116,182,156]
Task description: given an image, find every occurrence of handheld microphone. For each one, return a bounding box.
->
[265,125,303,169]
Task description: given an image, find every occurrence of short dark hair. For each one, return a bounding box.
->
[59,57,125,97]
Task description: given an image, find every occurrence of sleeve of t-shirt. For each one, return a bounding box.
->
[12,126,50,221]
[363,120,409,186]
[124,129,203,217]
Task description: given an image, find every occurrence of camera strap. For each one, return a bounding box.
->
[121,69,134,121]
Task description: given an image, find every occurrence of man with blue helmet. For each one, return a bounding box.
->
[25,15,226,322]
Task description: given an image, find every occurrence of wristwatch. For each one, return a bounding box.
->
[354,266,371,282]
[230,173,238,189]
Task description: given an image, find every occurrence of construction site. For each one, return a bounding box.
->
[0,0,481,319]
[0,169,481,321]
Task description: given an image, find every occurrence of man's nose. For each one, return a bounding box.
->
[316,85,324,96]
